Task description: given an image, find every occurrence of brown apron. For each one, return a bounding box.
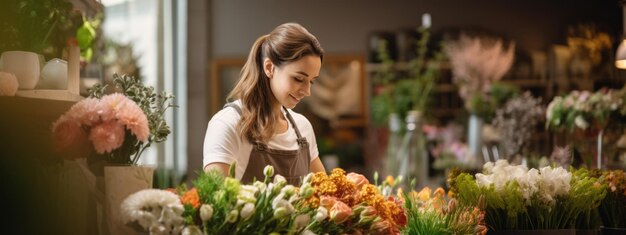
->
[225,102,311,186]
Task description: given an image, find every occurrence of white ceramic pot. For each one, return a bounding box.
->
[0,51,41,89]
[38,58,68,90]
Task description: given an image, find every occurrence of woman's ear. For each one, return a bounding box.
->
[263,58,274,78]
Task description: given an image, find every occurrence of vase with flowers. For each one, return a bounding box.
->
[443,33,517,165]
[593,170,626,234]
[52,73,175,234]
[546,89,624,169]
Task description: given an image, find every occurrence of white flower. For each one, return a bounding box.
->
[302,173,314,185]
[574,116,588,129]
[0,72,18,96]
[200,204,213,221]
[226,209,239,223]
[264,165,274,178]
[315,207,328,222]
[302,230,317,235]
[181,225,203,235]
[281,185,296,196]
[274,174,287,186]
[295,214,311,228]
[121,189,184,234]
[240,203,256,220]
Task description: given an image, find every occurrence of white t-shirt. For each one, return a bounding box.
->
[203,100,319,179]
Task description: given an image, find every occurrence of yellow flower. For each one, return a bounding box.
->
[385,175,395,186]
[417,187,432,201]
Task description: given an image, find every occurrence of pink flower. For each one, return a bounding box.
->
[329,200,352,224]
[52,115,84,150]
[89,120,126,154]
[320,196,337,209]
[52,116,91,159]
[0,72,18,96]
[346,173,369,189]
[66,98,101,126]
[99,93,131,122]
[116,99,149,142]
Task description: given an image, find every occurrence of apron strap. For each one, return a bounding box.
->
[282,107,306,142]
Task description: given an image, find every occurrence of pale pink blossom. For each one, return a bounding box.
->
[66,98,101,126]
[329,200,352,223]
[52,116,90,159]
[346,173,369,189]
[116,99,149,142]
[0,72,18,96]
[89,120,126,154]
[52,115,84,149]
[99,93,131,122]
[320,196,337,209]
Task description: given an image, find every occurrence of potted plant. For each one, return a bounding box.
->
[51,73,176,234]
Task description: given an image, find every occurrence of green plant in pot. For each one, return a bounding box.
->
[0,0,81,59]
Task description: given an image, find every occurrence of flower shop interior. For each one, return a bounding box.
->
[2,0,626,234]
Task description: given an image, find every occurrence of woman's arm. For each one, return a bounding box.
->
[204,162,230,176]
[310,157,326,173]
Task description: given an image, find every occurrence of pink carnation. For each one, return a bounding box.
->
[346,172,369,189]
[66,98,101,126]
[52,115,85,150]
[329,200,352,224]
[115,99,149,142]
[99,93,131,122]
[89,120,126,154]
[0,72,19,96]
[52,115,91,159]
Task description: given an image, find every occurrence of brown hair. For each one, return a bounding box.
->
[227,22,325,143]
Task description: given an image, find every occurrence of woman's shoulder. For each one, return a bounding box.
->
[210,101,242,125]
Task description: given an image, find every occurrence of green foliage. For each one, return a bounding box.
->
[88,73,176,164]
[467,82,518,122]
[371,27,444,126]
[0,0,80,58]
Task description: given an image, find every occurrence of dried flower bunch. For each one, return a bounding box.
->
[52,73,175,164]
[444,33,516,118]
[492,92,545,158]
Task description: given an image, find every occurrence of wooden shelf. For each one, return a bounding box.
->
[16,89,84,102]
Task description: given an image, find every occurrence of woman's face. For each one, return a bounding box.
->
[266,55,322,109]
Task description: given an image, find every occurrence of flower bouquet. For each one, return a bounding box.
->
[300,168,407,234]
[123,165,315,235]
[443,33,516,121]
[52,73,175,164]
[52,73,175,234]
[449,160,606,232]
[546,89,622,133]
[402,186,487,235]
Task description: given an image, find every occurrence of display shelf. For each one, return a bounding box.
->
[16,89,84,102]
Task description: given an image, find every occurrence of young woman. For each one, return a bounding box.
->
[203,23,326,186]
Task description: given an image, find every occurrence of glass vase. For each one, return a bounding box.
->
[396,110,428,189]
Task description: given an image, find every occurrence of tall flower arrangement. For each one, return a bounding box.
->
[444,33,516,120]
[52,74,175,164]
[449,160,606,231]
[491,92,545,158]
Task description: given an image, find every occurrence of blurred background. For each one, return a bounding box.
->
[1,0,626,233]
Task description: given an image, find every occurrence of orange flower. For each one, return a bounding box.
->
[385,175,395,186]
[181,188,201,209]
[417,187,432,201]
[329,200,352,223]
[347,172,369,189]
